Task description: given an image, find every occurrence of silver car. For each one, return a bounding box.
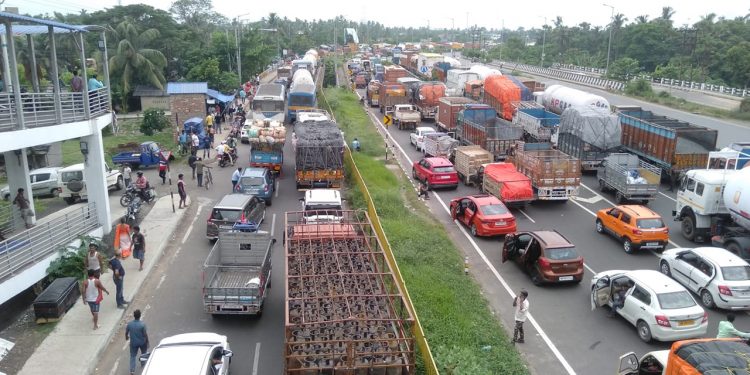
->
[2,167,61,200]
[140,332,232,375]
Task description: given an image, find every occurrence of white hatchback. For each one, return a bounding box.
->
[140,332,232,375]
[591,269,707,343]
[660,247,750,310]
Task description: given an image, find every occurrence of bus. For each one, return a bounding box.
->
[251,83,286,123]
[287,70,317,123]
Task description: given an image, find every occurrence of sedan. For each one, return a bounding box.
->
[591,269,708,342]
[450,195,516,237]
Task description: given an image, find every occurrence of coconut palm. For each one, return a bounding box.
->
[108,19,167,94]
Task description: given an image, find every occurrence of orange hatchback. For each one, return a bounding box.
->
[595,205,669,254]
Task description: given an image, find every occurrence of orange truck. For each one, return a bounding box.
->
[483,75,522,121]
[618,338,750,375]
[379,83,409,116]
[481,162,534,207]
[412,81,446,120]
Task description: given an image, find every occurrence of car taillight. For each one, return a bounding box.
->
[538,257,550,268]
[632,229,643,235]
[719,285,733,296]
[655,315,671,327]
[702,312,709,324]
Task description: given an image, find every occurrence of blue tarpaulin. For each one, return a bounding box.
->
[206,89,235,103]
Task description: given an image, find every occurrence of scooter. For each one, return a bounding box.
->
[125,196,142,225]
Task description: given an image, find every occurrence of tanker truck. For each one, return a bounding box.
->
[540,84,610,115]
[672,150,750,259]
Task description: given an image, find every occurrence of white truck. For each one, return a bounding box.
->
[673,150,750,257]
[393,104,421,131]
[59,162,123,205]
[300,189,344,223]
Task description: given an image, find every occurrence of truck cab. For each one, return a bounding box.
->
[300,189,343,223]
[112,141,172,169]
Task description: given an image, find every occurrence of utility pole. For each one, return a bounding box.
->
[540,16,547,67]
[234,13,251,84]
[603,3,615,75]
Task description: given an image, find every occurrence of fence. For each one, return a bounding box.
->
[0,87,111,132]
[497,61,626,91]
[0,202,99,281]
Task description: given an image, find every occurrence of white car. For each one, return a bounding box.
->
[591,269,707,342]
[660,247,750,310]
[59,162,123,205]
[2,167,62,200]
[140,332,232,375]
[240,125,251,144]
[410,127,436,151]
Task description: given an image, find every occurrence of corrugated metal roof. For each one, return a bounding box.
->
[166,82,207,95]
[205,89,234,103]
[0,25,80,35]
[0,12,88,32]
[132,85,166,97]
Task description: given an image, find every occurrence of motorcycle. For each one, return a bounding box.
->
[218,150,237,168]
[120,184,156,207]
[125,196,142,225]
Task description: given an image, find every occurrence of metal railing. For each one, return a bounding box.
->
[496,61,626,91]
[0,87,111,132]
[0,202,99,281]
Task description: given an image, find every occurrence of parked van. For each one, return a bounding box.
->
[1,167,62,200]
[59,163,123,205]
[235,167,275,205]
[206,194,266,241]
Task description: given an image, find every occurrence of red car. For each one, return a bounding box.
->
[412,157,459,190]
[450,195,517,236]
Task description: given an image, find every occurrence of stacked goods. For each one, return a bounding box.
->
[557,107,621,170]
[413,82,447,119]
[511,142,581,200]
[464,79,484,100]
[482,162,534,205]
[422,132,459,158]
[248,119,287,150]
[506,75,534,101]
[456,105,524,160]
[483,75,522,121]
[522,79,545,92]
[454,145,492,185]
[437,97,476,131]
[541,84,610,115]
[294,121,345,189]
[514,107,561,143]
[366,81,382,106]
[284,211,415,374]
[432,61,452,82]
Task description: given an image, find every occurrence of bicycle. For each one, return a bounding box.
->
[204,166,213,190]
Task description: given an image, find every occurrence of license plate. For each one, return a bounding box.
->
[440,175,450,179]
[559,276,574,281]
[219,225,233,230]
[495,221,506,226]
[678,320,694,327]
[647,242,658,246]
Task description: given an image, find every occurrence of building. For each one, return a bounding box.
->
[132,85,169,111]
[167,82,208,128]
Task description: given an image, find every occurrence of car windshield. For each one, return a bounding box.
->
[433,166,455,173]
[480,204,509,215]
[61,171,83,182]
[657,291,696,309]
[637,218,665,229]
[211,209,241,222]
[543,247,579,260]
[722,266,750,281]
[240,177,265,186]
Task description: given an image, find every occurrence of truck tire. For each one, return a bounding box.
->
[681,214,697,241]
[615,191,624,204]
[726,242,743,257]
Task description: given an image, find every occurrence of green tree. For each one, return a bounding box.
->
[186,57,238,92]
[607,57,641,81]
[140,108,170,136]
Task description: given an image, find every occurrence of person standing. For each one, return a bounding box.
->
[231,167,242,191]
[126,309,149,375]
[114,218,132,259]
[84,243,104,278]
[82,269,109,330]
[512,290,529,344]
[70,70,84,92]
[109,251,127,308]
[188,152,198,180]
[191,132,200,154]
[87,73,104,91]
[13,188,33,229]
[196,157,205,187]
[158,160,168,184]
[177,173,187,209]
[132,225,146,271]
[123,164,132,187]
[203,133,212,158]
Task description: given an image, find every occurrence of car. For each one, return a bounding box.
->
[502,230,584,285]
[1,167,62,200]
[139,332,232,375]
[450,194,516,236]
[591,269,708,342]
[235,167,275,205]
[660,247,750,310]
[240,125,252,144]
[412,157,459,190]
[206,194,266,241]
[409,127,436,151]
[595,205,669,254]
[58,163,123,205]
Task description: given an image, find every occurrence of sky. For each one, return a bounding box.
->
[4,0,746,30]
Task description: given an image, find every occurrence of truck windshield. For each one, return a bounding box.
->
[722,266,750,281]
[290,95,314,107]
[61,171,83,182]
[433,166,455,173]
[480,204,509,215]
[543,247,579,261]
[657,291,696,309]
[253,100,284,112]
[305,204,342,213]
[637,218,665,229]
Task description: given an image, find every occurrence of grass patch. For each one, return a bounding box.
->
[322,86,529,375]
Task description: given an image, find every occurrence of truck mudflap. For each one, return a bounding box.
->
[535,186,579,200]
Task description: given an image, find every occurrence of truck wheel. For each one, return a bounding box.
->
[115,176,124,191]
[726,242,742,257]
[681,214,697,241]
[615,191,624,204]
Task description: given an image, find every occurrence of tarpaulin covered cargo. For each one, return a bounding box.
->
[295,121,344,171]
[483,163,534,204]
[483,75,521,121]
[665,338,750,375]
[559,107,621,150]
[506,75,533,101]
[414,82,447,107]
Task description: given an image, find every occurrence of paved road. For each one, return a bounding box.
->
[356,84,750,375]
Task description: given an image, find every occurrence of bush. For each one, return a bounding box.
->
[624,79,654,98]
[46,235,109,280]
[140,108,170,136]
[740,98,750,113]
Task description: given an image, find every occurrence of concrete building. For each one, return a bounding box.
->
[132,85,169,111]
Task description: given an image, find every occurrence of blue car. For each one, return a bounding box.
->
[235,167,275,205]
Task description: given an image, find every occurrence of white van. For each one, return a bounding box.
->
[59,163,123,204]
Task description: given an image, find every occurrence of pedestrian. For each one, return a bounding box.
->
[196,157,205,187]
[126,309,149,375]
[178,131,188,154]
[511,290,529,344]
[203,133,212,158]
[231,167,242,191]
[109,251,128,308]
[114,218,133,259]
[12,188,34,229]
[238,88,246,104]
[188,152,198,180]
[82,269,109,330]
[87,73,104,91]
[123,164,132,187]
[84,243,104,278]
[417,182,429,200]
[352,138,361,152]
[177,173,187,209]
[191,132,200,154]
[132,225,146,271]
[205,112,214,134]
[717,313,750,339]
[70,69,84,93]
[158,160,168,184]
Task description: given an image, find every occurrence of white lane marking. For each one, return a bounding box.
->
[572,195,603,204]
[251,342,261,375]
[108,358,120,375]
[659,191,677,202]
[579,183,615,206]
[270,214,276,237]
[181,206,203,244]
[517,208,536,223]
[365,106,577,374]
[275,180,280,198]
[156,274,167,290]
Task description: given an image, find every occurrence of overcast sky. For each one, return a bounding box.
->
[5,0,746,30]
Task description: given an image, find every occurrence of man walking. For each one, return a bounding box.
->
[109,251,128,308]
[511,290,529,344]
[126,309,149,375]
[188,152,198,180]
[123,163,132,187]
[191,132,200,154]
[13,188,33,229]
[196,157,205,187]
[132,226,146,271]
[82,269,109,330]
[231,167,242,191]
[177,173,187,209]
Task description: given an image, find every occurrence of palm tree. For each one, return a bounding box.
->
[635,15,649,24]
[660,7,675,21]
[108,19,167,94]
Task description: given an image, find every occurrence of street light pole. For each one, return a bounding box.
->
[540,17,547,67]
[603,3,615,75]
[235,13,251,84]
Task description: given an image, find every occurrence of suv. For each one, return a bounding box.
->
[412,157,459,190]
[1,167,62,200]
[206,194,266,241]
[235,167,275,205]
[596,205,669,254]
[301,189,344,223]
[140,332,232,375]
[502,230,584,285]
[660,247,750,309]
[59,163,123,205]
[410,127,436,151]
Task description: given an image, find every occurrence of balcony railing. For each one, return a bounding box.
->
[0,202,99,281]
[0,87,110,132]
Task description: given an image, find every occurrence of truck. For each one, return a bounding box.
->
[464,79,484,100]
[294,120,344,190]
[513,106,561,144]
[483,75,522,121]
[412,81,446,120]
[510,142,581,201]
[379,83,409,115]
[617,338,750,375]
[541,84,610,115]
[445,69,480,96]
[366,80,381,107]
[455,104,524,161]
[436,96,476,132]
[354,72,368,88]
[481,162,534,206]
[111,141,173,169]
[673,150,750,256]
[453,145,492,185]
[299,189,344,223]
[556,106,621,171]
[247,119,286,173]
[422,132,459,158]
[383,66,408,82]
[283,211,415,375]
[615,105,719,175]
[393,104,421,130]
[202,231,275,316]
[597,153,662,204]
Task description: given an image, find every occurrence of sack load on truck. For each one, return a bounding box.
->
[557,106,621,171]
[247,119,287,147]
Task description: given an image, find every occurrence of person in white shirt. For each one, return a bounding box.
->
[191,132,200,153]
[123,164,132,187]
[512,290,529,344]
[231,167,242,191]
[215,142,225,156]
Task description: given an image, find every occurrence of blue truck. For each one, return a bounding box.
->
[250,142,283,173]
[112,141,173,168]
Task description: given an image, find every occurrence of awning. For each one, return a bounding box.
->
[206,89,235,104]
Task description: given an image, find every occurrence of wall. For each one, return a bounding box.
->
[169,94,205,128]
[141,96,170,112]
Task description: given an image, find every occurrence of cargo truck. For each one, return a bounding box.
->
[422,132,459,158]
[541,84,610,115]
[393,104,420,130]
[202,231,275,316]
[294,121,344,190]
[455,105,524,161]
[246,119,286,173]
[481,162,534,206]
[510,142,581,201]
[283,211,415,375]
[436,96,476,132]
[412,81,446,120]
[453,145,492,185]
[483,75,521,121]
[557,107,622,171]
[514,106,561,144]
[446,69,480,97]
[366,80,381,107]
[379,83,409,115]
[597,153,662,204]
[383,66,408,82]
[618,338,750,375]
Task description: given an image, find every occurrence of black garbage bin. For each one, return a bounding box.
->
[33,277,80,323]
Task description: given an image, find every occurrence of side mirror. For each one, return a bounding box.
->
[223,349,234,358]
[617,352,639,375]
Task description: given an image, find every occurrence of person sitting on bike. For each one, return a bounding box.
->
[226,136,237,150]
[223,141,236,164]
[134,171,150,202]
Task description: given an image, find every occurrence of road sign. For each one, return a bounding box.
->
[383,115,392,126]
[420,66,428,74]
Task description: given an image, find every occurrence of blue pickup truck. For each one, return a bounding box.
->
[112,141,173,168]
[250,143,283,173]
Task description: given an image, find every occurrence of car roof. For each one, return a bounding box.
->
[424,157,452,166]
[144,345,213,374]
[626,270,687,293]
[214,194,253,209]
[305,189,341,203]
[617,205,661,218]
[59,163,85,172]
[30,167,61,175]
[158,332,227,346]
[416,127,435,132]
[524,230,573,248]
[689,247,749,266]
[241,167,268,177]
